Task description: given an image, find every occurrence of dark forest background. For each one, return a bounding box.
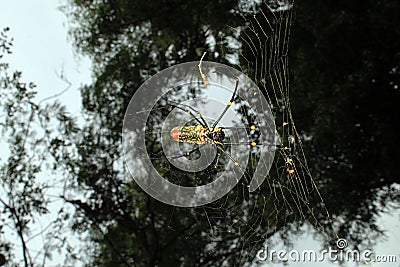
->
[0,0,399,266]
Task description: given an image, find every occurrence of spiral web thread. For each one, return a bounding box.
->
[124,0,335,265]
[235,0,335,247]
[190,0,335,264]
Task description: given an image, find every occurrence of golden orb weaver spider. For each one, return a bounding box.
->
[166,77,277,184]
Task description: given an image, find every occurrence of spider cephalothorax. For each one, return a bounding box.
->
[207,129,225,143]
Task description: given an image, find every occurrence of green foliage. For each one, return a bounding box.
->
[0,28,80,266]
[60,0,400,266]
[289,0,400,241]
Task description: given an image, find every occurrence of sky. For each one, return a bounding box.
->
[0,1,399,266]
[0,0,92,114]
[0,0,92,265]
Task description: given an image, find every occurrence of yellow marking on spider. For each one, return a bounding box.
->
[186,152,190,156]
[250,125,256,130]
[214,141,223,146]
[283,122,288,126]
[287,168,295,174]
[285,158,293,164]
[227,101,232,106]
[284,146,289,150]
[251,142,256,147]
[234,162,239,166]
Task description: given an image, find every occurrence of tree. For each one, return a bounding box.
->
[60,0,400,265]
[289,0,400,245]
[0,28,79,266]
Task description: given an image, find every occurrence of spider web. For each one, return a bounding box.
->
[177,1,337,264]
[228,0,337,260]
[127,0,336,265]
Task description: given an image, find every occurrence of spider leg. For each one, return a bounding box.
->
[212,143,223,169]
[168,100,210,129]
[211,77,239,129]
[223,141,279,148]
[214,151,221,169]
[216,145,250,185]
[167,143,207,159]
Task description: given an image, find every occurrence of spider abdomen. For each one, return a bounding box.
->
[170,125,223,145]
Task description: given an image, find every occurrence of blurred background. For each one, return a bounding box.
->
[0,0,399,266]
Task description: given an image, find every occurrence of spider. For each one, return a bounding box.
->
[166,78,273,182]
